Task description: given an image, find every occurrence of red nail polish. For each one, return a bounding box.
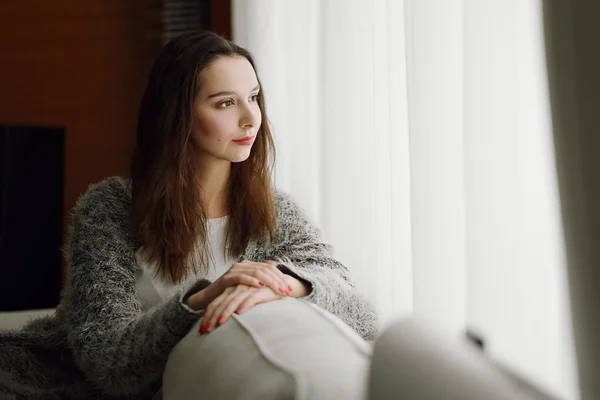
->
[199,325,205,334]
[206,324,213,332]
[259,281,265,286]
[236,308,243,314]
[217,316,225,325]
[288,285,293,292]
[279,288,285,294]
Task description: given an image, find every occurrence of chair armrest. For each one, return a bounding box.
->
[0,308,56,332]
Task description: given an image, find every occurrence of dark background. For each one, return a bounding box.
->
[0,0,231,310]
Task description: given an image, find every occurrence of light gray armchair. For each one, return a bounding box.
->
[0,304,558,399]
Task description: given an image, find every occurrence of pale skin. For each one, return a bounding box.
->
[184,55,310,333]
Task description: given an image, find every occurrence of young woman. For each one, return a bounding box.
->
[0,31,378,399]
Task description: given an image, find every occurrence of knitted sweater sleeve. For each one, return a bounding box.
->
[254,191,379,341]
[60,177,210,397]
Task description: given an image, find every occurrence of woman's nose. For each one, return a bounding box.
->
[239,102,258,129]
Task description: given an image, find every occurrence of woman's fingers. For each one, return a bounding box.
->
[220,267,275,295]
[220,270,265,290]
[209,288,253,329]
[200,286,283,334]
[253,265,289,296]
[236,288,276,315]
[265,261,294,293]
[228,263,290,296]
[200,287,233,333]
[235,261,290,295]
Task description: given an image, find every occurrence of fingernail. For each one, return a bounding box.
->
[288,285,293,292]
[199,325,205,334]
[217,316,225,325]
[236,307,243,314]
[259,281,265,286]
[206,324,213,332]
[279,288,286,294]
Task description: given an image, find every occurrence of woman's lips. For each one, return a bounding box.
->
[232,136,255,145]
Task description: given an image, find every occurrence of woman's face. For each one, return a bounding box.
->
[191,55,262,165]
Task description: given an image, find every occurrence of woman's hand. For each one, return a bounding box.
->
[199,284,283,333]
[186,260,293,311]
[199,274,312,334]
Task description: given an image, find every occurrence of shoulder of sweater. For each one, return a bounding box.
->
[73,176,132,220]
[271,188,319,236]
[78,176,130,203]
[272,189,305,221]
[63,176,137,273]
[272,188,300,213]
[84,175,131,198]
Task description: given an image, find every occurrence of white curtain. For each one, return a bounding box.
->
[233,0,578,398]
[233,0,414,327]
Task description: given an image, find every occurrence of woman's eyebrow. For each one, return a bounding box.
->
[207,85,260,99]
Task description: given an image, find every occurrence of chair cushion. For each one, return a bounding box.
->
[0,309,56,332]
[162,297,372,400]
[368,317,533,399]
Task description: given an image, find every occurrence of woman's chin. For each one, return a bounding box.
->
[228,151,252,163]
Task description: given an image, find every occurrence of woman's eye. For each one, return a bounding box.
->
[218,99,234,108]
[250,94,260,102]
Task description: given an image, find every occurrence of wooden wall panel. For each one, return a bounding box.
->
[210,0,232,39]
[0,0,231,279]
[0,0,162,276]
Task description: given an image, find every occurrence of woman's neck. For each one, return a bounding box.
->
[196,158,231,219]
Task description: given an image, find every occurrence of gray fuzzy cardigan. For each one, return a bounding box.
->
[0,177,378,399]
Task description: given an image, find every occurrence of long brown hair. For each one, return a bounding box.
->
[131,31,277,284]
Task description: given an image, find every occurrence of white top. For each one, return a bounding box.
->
[134,216,236,310]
